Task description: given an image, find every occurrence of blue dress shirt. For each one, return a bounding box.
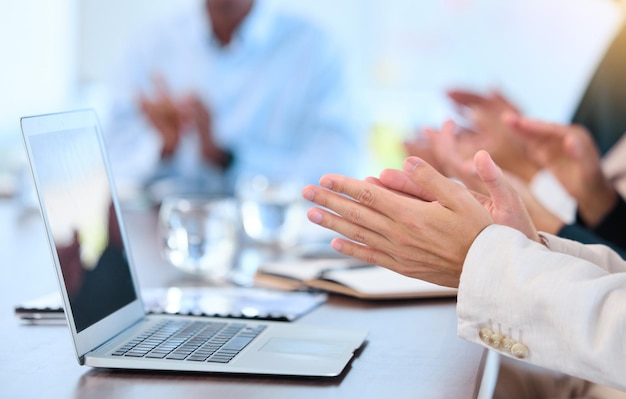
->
[103,0,366,196]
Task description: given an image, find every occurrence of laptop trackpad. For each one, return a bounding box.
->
[260,338,346,356]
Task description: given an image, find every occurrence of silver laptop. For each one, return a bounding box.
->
[20,109,367,377]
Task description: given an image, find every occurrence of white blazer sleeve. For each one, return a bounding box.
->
[540,232,626,274]
[457,224,626,391]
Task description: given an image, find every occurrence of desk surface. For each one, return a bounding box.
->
[0,199,486,399]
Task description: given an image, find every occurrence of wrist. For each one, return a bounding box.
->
[201,145,234,169]
[160,142,177,159]
[577,184,618,227]
[197,125,234,169]
[158,126,180,159]
[535,215,565,236]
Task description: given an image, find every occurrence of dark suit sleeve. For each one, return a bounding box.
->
[592,195,626,251]
[558,196,626,258]
[571,22,626,155]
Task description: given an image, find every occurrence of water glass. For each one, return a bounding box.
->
[235,175,304,248]
[158,196,238,281]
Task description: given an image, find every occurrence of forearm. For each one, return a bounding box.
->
[201,143,234,170]
[196,124,234,170]
[457,225,626,391]
[576,181,618,227]
[586,195,626,251]
[570,195,626,253]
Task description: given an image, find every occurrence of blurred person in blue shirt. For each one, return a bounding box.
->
[102,0,365,198]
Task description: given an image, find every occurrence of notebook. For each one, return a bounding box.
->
[19,109,367,377]
[255,259,458,300]
[15,287,328,323]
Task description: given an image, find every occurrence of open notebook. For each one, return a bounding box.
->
[255,258,457,300]
[20,109,366,377]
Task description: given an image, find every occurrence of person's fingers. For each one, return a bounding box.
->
[473,150,511,205]
[490,90,519,113]
[305,203,380,250]
[302,177,397,245]
[424,119,475,182]
[441,119,456,136]
[447,90,487,107]
[501,111,519,127]
[424,119,456,147]
[473,150,540,242]
[178,93,209,125]
[561,128,604,180]
[379,166,437,202]
[328,236,461,289]
[376,169,437,201]
[421,126,438,137]
[364,176,382,186]
[504,114,567,141]
[365,175,405,195]
[563,133,583,160]
[328,237,398,270]
[401,156,468,210]
[428,120,457,158]
[505,115,602,173]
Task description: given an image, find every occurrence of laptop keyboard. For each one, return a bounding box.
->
[111,319,267,363]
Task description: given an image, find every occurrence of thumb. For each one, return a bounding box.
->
[473,150,514,207]
[564,134,582,157]
[474,150,541,242]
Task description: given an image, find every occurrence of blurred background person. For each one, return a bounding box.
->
[570,13,626,155]
[403,3,625,222]
[407,1,626,163]
[102,0,366,201]
[504,114,626,252]
[421,117,626,256]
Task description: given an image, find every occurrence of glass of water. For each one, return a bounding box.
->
[235,174,304,248]
[158,196,238,282]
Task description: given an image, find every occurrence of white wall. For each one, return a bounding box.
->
[0,0,76,195]
[0,0,623,180]
[78,0,198,85]
[4,0,623,134]
[279,0,624,171]
[0,0,76,135]
[279,0,623,128]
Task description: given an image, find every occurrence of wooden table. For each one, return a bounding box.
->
[0,199,488,399]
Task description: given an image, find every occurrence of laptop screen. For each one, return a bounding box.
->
[27,124,137,333]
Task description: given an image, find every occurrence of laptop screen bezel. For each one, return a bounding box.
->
[20,109,146,363]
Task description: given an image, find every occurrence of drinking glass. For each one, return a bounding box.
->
[235,174,304,248]
[158,196,238,281]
